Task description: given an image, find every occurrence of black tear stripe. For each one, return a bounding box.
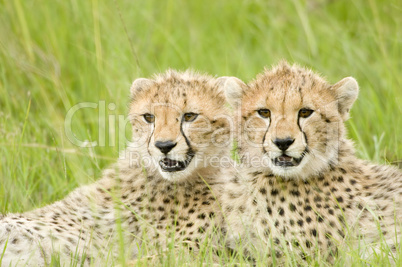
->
[261,118,271,154]
[303,132,309,148]
[297,116,309,146]
[297,116,302,132]
[180,119,196,159]
[146,125,155,157]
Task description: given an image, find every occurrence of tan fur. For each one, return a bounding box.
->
[0,70,236,266]
[222,62,402,263]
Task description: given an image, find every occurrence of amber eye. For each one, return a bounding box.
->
[143,113,155,123]
[183,113,198,122]
[257,109,271,119]
[299,108,314,118]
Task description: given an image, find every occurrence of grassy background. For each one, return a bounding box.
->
[0,0,401,264]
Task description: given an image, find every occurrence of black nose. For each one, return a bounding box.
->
[273,138,295,151]
[155,141,177,154]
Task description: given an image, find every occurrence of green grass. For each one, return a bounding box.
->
[0,0,401,265]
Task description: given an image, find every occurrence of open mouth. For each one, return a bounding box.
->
[273,154,303,167]
[159,154,194,172]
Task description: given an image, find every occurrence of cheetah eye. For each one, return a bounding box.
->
[298,108,314,118]
[143,113,155,123]
[257,109,271,119]
[183,113,198,122]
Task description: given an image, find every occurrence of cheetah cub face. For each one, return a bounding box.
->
[129,70,234,181]
[228,62,359,180]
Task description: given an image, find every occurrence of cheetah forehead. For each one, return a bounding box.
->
[243,61,337,113]
[129,69,228,116]
[251,62,329,94]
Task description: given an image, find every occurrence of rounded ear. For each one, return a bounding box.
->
[331,77,359,120]
[216,76,246,108]
[130,78,154,96]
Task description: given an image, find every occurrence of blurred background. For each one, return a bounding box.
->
[0,0,401,212]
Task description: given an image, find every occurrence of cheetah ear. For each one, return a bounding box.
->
[130,78,154,96]
[216,77,246,108]
[331,77,359,120]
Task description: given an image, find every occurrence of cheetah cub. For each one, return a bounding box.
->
[0,70,237,266]
[222,62,402,263]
